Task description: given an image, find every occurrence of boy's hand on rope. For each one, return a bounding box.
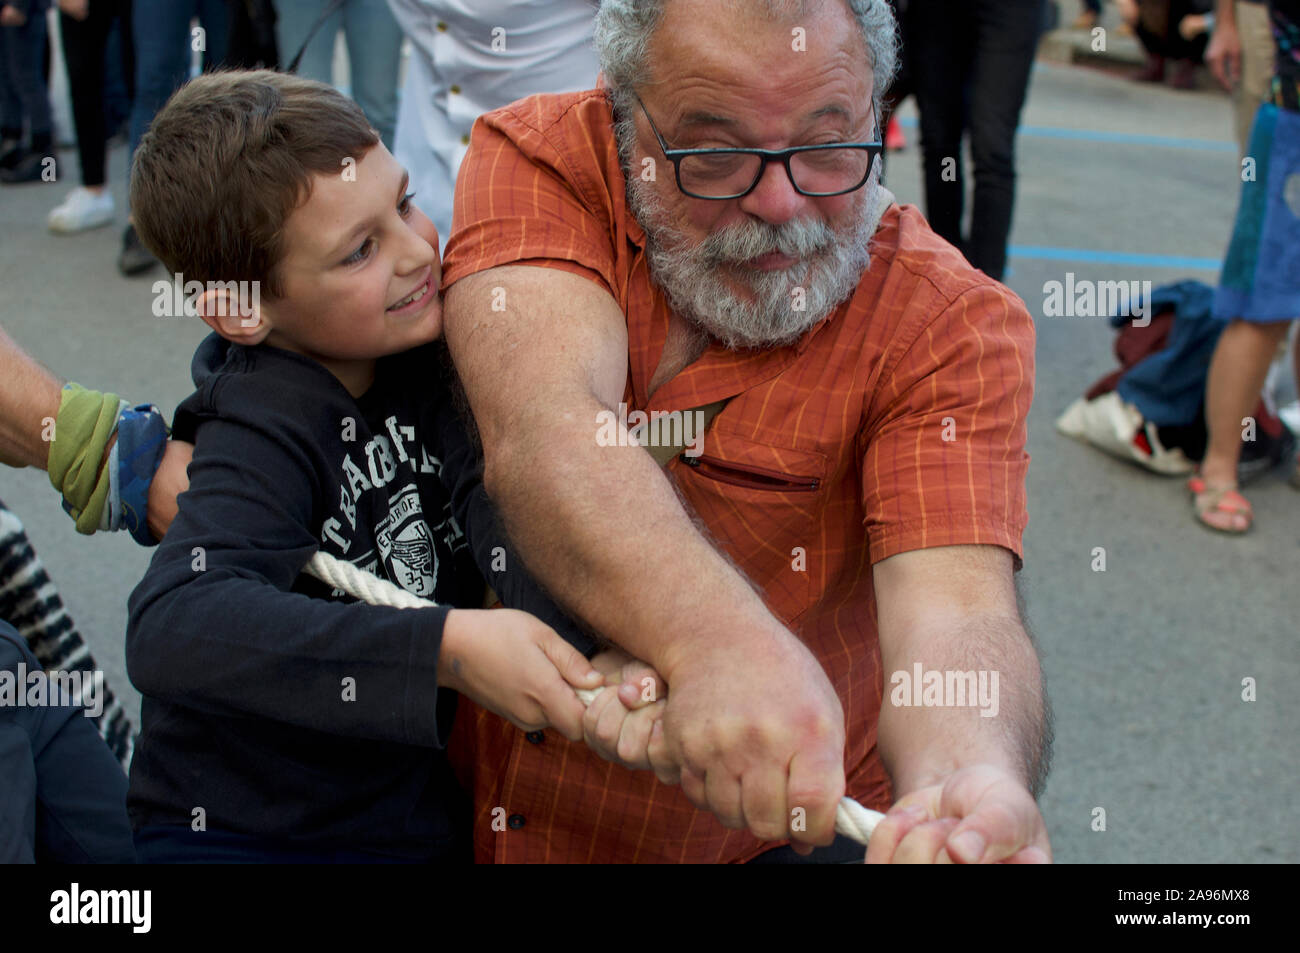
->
[864,764,1050,864]
[582,645,668,771]
[439,608,605,742]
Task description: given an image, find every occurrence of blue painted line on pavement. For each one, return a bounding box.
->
[893,116,1235,153]
[1008,245,1222,270]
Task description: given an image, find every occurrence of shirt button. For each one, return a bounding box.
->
[525,730,544,745]
[460,133,470,145]
[449,84,461,95]
[508,814,526,830]
[436,21,447,32]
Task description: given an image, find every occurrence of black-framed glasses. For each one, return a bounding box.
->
[633,92,882,200]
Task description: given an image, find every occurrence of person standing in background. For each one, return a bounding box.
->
[1073,0,1103,30]
[386,0,599,250]
[45,0,135,233]
[903,0,1045,282]
[1208,0,1278,152]
[0,0,54,184]
[119,0,230,276]
[1118,0,1214,88]
[276,0,402,149]
[1189,0,1300,531]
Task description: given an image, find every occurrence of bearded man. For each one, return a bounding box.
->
[441,0,1051,864]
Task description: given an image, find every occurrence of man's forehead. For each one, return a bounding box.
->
[646,0,872,113]
[652,0,868,66]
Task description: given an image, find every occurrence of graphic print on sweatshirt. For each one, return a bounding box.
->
[318,411,469,602]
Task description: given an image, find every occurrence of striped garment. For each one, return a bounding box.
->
[0,498,135,769]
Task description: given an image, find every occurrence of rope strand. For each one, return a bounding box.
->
[303,550,885,846]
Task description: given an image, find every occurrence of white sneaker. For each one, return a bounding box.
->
[48,187,115,234]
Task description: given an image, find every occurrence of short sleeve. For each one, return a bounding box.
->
[861,282,1035,568]
[441,94,622,297]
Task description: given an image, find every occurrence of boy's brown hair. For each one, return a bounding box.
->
[130,69,379,300]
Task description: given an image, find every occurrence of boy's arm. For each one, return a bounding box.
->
[128,408,604,745]
[126,414,458,748]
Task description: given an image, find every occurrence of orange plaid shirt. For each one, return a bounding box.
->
[441,89,1034,863]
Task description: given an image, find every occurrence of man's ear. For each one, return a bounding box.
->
[195,286,271,345]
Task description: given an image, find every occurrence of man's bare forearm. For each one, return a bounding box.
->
[0,324,62,469]
[877,614,1052,798]
[444,268,790,679]
[482,375,788,679]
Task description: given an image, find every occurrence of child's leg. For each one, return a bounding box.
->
[1201,318,1292,498]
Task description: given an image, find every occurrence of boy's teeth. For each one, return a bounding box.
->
[390,282,427,310]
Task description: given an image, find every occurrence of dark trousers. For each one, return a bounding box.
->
[134,824,471,863]
[905,0,1044,281]
[1135,0,1212,62]
[59,0,134,188]
[747,834,867,864]
[0,8,52,141]
[0,623,135,863]
[128,0,231,164]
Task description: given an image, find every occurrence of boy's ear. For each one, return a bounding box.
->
[195,287,270,345]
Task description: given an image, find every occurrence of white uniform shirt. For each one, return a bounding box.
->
[387,0,600,249]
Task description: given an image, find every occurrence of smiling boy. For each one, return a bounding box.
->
[122,70,657,862]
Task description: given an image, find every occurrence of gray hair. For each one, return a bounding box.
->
[594,0,898,120]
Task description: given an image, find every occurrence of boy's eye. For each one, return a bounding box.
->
[343,238,374,266]
[399,191,416,216]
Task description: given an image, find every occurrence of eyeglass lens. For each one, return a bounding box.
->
[677,148,874,197]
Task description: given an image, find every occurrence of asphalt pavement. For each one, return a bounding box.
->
[0,34,1295,863]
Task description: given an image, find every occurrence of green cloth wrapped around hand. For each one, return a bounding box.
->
[47,383,123,535]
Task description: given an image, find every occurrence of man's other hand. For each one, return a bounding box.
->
[864,763,1050,864]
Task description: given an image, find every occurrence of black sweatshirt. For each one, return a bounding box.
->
[126,335,593,860]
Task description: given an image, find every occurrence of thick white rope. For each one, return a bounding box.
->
[304,550,885,846]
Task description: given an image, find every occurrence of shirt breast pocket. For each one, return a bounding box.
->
[669,430,829,622]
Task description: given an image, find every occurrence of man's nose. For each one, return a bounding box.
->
[736,158,806,225]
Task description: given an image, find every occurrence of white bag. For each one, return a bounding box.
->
[1055,391,1195,475]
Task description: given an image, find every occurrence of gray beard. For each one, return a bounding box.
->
[619,116,879,350]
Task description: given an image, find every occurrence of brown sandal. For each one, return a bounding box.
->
[1187,475,1253,533]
